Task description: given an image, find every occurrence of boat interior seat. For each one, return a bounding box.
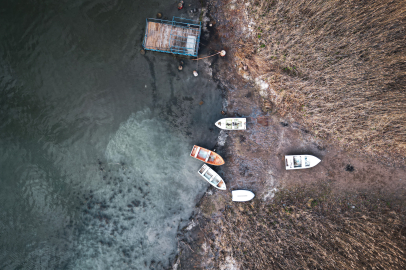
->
[293,156,302,167]
[304,157,310,167]
[204,171,214,180]
[197,151,208,159]
[211,177,220,185]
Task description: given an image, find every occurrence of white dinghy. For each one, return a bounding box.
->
[215,118,246,130]
[285,155,321,170]
[198,164,226,190]
[232,190,255,202]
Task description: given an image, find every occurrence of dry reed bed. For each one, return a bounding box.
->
[235,0,406,157]
[204,184,406,269]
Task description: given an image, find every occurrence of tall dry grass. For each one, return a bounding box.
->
[204,184,406,269]
[236,0,406,157]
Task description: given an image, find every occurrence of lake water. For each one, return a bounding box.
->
[0,0,222,269]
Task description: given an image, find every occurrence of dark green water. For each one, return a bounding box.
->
[0,0,222,269]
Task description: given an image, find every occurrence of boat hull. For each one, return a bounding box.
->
[190,145,225,166]
[215,118,246,130]
[198,164,226,190]
[285,155,321,170]
[232,190,255,202]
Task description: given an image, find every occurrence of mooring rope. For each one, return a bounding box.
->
[192,50,226,61]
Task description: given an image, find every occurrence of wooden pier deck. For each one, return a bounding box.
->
[143,18,201,56]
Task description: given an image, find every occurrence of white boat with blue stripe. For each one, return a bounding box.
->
[285,155,321,170]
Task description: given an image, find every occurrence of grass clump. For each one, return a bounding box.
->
[203,182,406,269]
[236,0,406,157]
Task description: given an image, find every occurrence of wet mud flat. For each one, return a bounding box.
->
[175,0,406,269]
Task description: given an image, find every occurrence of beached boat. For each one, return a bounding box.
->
[232,190,255,202]
[215,118,246,130]
[285,155,321,170]
[190,145,225,166]
[197,164,226,190]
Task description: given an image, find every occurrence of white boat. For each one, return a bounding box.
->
[197,164,226,190]
[215,118,246,130]
[232,190,255,202]
[285,155,321,170]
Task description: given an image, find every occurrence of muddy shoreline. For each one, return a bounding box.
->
[173,0,406,269]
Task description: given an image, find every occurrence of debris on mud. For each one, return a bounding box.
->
[345,164,355,172]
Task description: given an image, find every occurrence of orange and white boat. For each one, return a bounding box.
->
[190,145,225,166]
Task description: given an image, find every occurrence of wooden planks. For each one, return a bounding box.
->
[144,21,199,55]
[144,22,172,51]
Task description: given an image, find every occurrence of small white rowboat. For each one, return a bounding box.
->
[285,155,321,170]
[198,164,226,190]
[215,118,246,130]
[232,190,255,202]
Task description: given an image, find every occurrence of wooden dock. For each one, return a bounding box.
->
[143,18,201,56]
